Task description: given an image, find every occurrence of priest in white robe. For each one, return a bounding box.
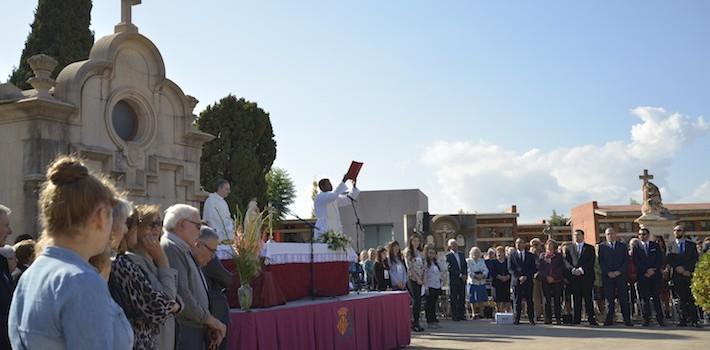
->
[313,177,360,239]
[202,179,235,241]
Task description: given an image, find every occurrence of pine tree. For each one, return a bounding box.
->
[9,0,94,89]
[197,95,277,214]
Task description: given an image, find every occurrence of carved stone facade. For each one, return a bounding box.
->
[0,8,213,240]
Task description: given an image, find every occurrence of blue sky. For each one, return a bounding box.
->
[2,1,709,222]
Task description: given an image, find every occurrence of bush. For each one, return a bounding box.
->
[691,253,710,311]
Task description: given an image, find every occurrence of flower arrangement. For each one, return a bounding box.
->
[232,200,268,286]
[319,230,351,251]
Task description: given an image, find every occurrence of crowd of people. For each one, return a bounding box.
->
[0,156,237,350]
[359,226,708,332]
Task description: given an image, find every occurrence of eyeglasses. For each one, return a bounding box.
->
[185,219,202,230]
[150,220,163,229]
[201,242,217,255]
[639,232,649,236]
[673,229,683,232]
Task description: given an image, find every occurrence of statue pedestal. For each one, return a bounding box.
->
[635,214,678,241]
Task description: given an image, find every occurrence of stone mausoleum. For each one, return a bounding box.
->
[0,1,213,241]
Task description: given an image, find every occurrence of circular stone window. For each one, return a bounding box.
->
[112,100,139,141]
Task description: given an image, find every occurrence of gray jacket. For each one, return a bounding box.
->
[161,232,210,328]
[126,251,179,350]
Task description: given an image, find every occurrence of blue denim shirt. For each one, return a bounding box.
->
[9,246,134,350]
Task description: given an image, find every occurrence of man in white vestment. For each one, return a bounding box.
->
[202,179,235,241]
[313,176,360,240]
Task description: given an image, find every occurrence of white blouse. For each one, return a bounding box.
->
[466,258,489,286]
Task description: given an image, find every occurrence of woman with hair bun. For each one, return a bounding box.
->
[8,155,134,349]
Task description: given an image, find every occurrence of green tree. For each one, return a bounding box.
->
[549,209,570,226]
[197,95,277,214]
[9,0,94,89]
[629,198,640,205]
[266,167,296,225]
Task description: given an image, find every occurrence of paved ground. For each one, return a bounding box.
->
[410,320,709,350]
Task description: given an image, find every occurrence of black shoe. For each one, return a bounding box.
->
[692,323,702,328]
[658,321,667,327]
[590,321,599,326]
[514,320,521,325]
[556,320,564,326]
[544,320,552,325]
[678,322,687,327]
[642,321,650,327]
[624,322,634,327]
[603,321,614,326]
[530,321,536,325]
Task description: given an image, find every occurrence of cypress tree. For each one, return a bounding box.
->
[197,95,277,214]
[9,0,94,89]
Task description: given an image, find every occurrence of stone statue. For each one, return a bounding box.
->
[639,169,673,218]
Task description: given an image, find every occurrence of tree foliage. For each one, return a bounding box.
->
[266,167,296,225]
[549,209,570,226]
[9,0,94,89]
[692,252,710,311]
[197,95,277,215]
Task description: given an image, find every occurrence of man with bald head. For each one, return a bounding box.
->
[667,225,700,327]
[598,227,631,326]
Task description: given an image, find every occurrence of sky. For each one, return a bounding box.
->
[2,1,709,222]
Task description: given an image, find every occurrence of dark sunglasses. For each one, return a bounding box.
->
[149,220,163,229]
[673,229,684,232]
[125,217,135,228]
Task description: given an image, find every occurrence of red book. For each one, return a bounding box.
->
[345,161,363,181]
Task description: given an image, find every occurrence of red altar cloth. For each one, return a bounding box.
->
[228,292,411,350]
[221,260,350,308]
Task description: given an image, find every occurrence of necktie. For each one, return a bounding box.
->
[520,251,524,262]
[644,242,648,254]
[680,241,684,254]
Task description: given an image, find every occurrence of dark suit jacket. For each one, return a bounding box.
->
[564,243,596,284]
[203,257,235,325]
[667,238,699,283]
[507,251,536,288]
[633,240,663,281]
[446,251,467,285]
[0,255,14,349]
[373,261,389,291]
[599,241,629,280]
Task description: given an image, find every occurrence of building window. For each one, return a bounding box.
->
[364,224,393,249]
[112,100,139,141]
[700,221,710,231]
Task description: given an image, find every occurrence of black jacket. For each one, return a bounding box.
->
[202,257,234,324]
[564,243,596,284]
[599,241,629,280]
[633,240,663,281]
[667,238,699,283]
[507,251,537,288]
[446,251,468,286]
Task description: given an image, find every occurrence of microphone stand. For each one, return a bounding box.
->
[348,194,364,253]
[280,206,319,300]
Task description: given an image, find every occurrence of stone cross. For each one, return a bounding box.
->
[639,169,654,185]
[116,0,142,33]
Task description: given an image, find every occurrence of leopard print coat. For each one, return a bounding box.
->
[110,254,180,350]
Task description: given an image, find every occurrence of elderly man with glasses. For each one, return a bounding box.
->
[192,226,234,350]
[633,228,666,327]
[667,225,700,327]
[161,204,226,350]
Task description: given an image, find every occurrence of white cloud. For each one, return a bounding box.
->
[420,107,710,222]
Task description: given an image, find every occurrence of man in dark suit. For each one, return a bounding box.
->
[196,226,236,350]
[633,227,666,327]
[667,225,700,327]
[508,238,537,325]
[446,239,467,321]
[564,229,598,326]
[0,205,14,350]
[598,227,631,326]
